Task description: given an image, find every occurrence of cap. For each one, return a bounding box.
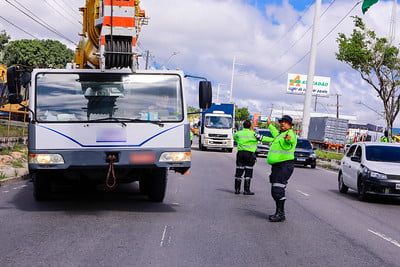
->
[278,115,293,125]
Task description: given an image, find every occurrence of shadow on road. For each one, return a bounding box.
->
[10,181,178,213]
[328,189,400,205]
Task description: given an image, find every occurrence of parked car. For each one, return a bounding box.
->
[338,142,400,201]
[255,128,272,157]
[294,138,317,168]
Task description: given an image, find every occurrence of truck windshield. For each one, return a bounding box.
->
[205,115,232,129]
[35,72,183,122]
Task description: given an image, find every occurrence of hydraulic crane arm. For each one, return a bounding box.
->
[74,0,148,70]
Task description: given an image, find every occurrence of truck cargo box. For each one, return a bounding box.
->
[307,117,348,145]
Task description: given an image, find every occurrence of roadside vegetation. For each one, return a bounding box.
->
[0,124,28,138]
[315,150,343,161]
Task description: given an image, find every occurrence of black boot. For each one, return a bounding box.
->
[268,202,278,220]
[243,179,255,195]
[269,200,285,222]
[234,179,241,194]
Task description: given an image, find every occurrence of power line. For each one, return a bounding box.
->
[43,0,81,30]
[268,0,314,50]
[0,15,38,39]
[5,0,77,45]
[270,1,361,82]
[278,0,337,59]
[56,0,82,20]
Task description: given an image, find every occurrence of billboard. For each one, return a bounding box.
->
[287,73,330,96]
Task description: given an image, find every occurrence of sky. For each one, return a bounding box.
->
[0,0,399,128]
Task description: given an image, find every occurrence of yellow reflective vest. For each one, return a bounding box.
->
[267,124,297,165]
[234,128,258,152]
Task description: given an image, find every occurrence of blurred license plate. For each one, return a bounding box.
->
[297,158,306,162]
[396,184,400,190]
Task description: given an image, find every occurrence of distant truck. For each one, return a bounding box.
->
[199,103,235,152]
[307,117,349,150]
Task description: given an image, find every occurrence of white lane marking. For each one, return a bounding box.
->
[160,225,173,247]
[3,190,9,193]
[368,229,400,248]
[296,190,310,197]
[160,225,168,247]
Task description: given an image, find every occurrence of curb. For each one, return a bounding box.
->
[0,174,30,187]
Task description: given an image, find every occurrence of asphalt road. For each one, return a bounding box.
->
[0,137,399,266]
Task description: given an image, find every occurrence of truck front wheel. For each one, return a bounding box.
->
[148,168,168,202]
[32,172,51,201]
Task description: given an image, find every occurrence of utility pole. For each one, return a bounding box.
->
[336,94,340,118]
[327,93,341,118]
[314,94,318,112]
[145,50,150,70]
[229,56,236,102]
[301,0,321,138]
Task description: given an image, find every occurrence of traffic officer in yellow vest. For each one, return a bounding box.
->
[233,120,258,195]
[256,115,297,222]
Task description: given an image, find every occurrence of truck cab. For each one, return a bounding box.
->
[199,103,234,152]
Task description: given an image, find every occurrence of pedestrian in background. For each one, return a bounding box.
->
[233,120,258,195]
[256,115,297,222]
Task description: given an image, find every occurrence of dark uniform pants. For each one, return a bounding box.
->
[235,150,256,180]
[269,160,294,201]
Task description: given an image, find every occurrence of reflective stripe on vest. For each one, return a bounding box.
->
[269,150,294,155]
[235,135,256,139]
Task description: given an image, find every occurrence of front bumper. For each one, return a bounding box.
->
[294,157,316,166]
[28,148,191,174]
[203,138,233,148]
[364,178,400,197]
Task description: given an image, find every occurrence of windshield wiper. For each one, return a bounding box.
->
[88,117,164,127]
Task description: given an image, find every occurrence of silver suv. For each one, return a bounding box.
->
[338,142,400,201]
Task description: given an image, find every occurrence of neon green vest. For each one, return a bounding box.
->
[267,124,297,164]
[234,128,258,152]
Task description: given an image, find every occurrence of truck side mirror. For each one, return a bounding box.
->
[199,81,212,109]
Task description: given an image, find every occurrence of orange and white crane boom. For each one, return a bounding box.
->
[74,0,148,70]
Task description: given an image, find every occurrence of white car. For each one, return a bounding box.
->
[338,142,400,201]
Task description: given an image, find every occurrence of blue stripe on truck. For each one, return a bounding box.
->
[36,124,184,148]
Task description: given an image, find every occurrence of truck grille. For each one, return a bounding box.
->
[209,134,228,138]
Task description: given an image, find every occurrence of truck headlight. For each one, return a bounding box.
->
[29,154,65,164]
[160,152,191,162]
[310,153,316,158]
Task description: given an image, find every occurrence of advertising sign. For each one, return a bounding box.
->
[287,73,330,96]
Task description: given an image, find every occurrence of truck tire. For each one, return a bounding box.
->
[32,173,51,201]
[138,178,150,195]
[148,168,168,202]
[199,138,206,151]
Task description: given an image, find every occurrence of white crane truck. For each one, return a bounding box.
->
[6,0,212,202]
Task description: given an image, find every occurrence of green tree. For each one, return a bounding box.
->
[235,106,250,122]
[336,16,400,140]
[187,106,200,118]
[3,39,74,68]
